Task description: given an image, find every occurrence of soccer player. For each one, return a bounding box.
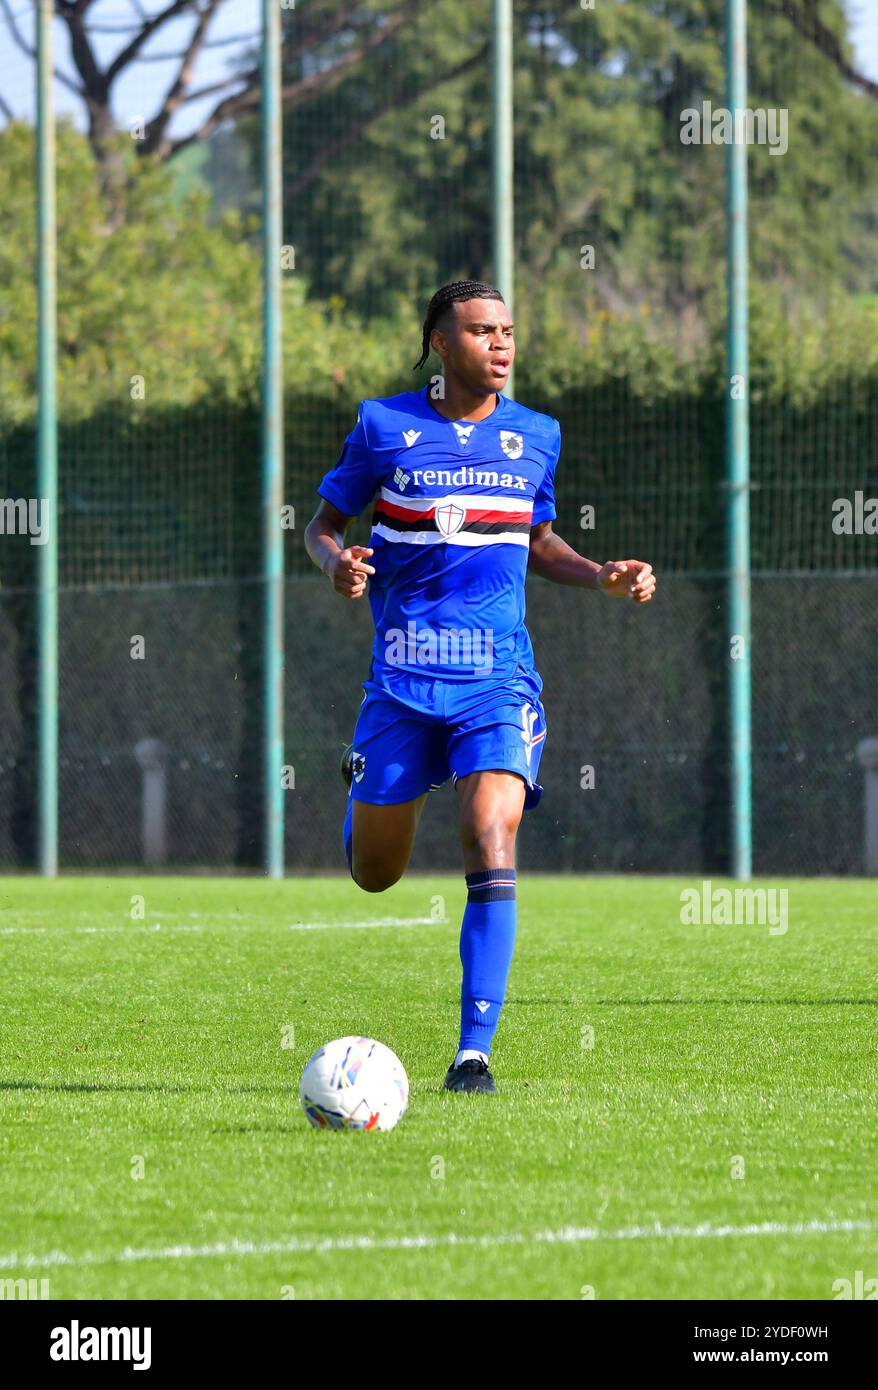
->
[304,280,656,1094]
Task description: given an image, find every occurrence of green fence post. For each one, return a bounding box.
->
[725,0,753,881]
[262,0,285,878]
[36,0,58,877]
[491,0,515,399]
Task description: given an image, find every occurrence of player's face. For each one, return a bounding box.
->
[434,299,516,392]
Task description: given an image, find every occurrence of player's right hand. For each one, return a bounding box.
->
[327,545,375,599]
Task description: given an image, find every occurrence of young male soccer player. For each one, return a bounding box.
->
[304,280,656,1094]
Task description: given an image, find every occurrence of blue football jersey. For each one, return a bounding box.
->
[317,386,561,683]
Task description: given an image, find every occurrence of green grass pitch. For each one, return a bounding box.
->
[1,875,876,1301]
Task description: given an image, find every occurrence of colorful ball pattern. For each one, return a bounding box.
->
[299,1036,409,1131]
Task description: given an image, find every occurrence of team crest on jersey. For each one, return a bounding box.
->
[435,501,466,537]
[500,430,524,460]
[351,751,366,783]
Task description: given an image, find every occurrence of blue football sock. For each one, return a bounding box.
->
[457,867,517,1057]
[343,797,353,878]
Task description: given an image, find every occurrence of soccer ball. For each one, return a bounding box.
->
[299,1036,409,1131]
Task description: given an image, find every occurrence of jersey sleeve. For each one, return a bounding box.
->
[532,418,561,525]
[317,404,382,518]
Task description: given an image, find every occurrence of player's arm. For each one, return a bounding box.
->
[527,520,656,603]
[304,499,375,600]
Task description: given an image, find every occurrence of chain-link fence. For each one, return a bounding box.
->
[0,0,876,872]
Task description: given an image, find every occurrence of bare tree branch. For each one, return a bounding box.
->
[118,28,258,63]
[180,76,244,104]
[764,0,878,101]
[201,28,258,48]
[79,21,143,33]
[1,0,39,57]
[5,0,439,184]
[63,10,110,110]
[0,0,85,95]
[105,0,196,84]
[168,0,425,158]
[142,0,223,155]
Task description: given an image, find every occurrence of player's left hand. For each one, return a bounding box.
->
[597,560,656,603]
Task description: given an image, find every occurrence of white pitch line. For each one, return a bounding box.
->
[0,916,443,936]
[0,925,189,936]
[0,1218,873,1272]
[288,916,442,931]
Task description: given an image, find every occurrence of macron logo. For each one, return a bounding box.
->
[453,423,475,446]
[50,1321,152,1370]
[402,430,422,448]
[475,1000,491,1014]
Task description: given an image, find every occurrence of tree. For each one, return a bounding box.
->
[0,119,261,422]
[2,0,876,411]
[2,0,874,178]
[257,0,878,347]
[0,0,433,181]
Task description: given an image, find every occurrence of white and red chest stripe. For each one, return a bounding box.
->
[371,487,532,548]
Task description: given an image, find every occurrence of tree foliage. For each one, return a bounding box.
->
[1,0,877,423]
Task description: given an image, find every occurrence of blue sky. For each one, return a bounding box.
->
[1,0,876,141]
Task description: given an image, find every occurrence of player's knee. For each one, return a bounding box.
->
[460,814,519,862]
[352,859,402,893]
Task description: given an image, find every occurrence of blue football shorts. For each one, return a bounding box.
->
[347,664,548,811]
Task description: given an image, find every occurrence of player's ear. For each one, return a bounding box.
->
[430,326,449,361]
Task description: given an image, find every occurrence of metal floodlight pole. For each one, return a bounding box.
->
[261,0,285,878]
[725,0,752,881]
[491,0,515,399]
[36,0,58,877]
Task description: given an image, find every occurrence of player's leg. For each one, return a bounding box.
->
[443,683,548,1092]
[350,795,427,893]
[341,680,447,893]
[445,771,524,1090]
[456,768,525,877]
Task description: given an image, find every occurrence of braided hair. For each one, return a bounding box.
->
[412,280,505,371]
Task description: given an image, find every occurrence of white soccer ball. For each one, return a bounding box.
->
[299,1036,409,1131]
